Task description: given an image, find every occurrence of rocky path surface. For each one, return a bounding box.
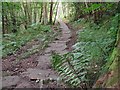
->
[2,21,72,89]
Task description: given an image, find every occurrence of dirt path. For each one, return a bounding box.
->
[66,23,77,51]
[2,21,75,89]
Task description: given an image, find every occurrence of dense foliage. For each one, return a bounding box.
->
[52,2,119,88]
[2,2,59,57]
[2,1,120,89]
[2,24,53,57]
[2,2,59,34]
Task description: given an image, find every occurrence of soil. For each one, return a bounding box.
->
[65,23,78,51]
[2,21,77,89]
[2,39,41,76]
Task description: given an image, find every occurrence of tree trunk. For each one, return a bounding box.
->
[53,0,58,11]
[7,3,17,33]
[49,0,53,24]
[22,3,28,29]
[42,2,48,25]
[39,3,43,23]
[93,2,101,24]
[26,2,32,25]
[85,1,90,19]
[34,3,37,23]
[29,3,32,24]
[11,12,17,33]
[53,2,59,24]
[74,3,81,21]
[2,2,5,34]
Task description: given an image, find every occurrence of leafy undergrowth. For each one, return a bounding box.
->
[51,14,119,88]
[2,23,61,77]
[94,22,120,88]
[2,23,55,58]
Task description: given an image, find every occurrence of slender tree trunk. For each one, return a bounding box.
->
[53,2,59,24]
[22,3,28,29]
[42,2,48,25]
[93,10,97,24]
[7,3,17,33]
[93,2,101,24]
[26,2,32,25]
[39,3,43,23]
[2,2,5,34]
[5,15,10,33]
[29,3,32,24]
[85,0,90,19]
[74,3,81,21]
[34,3,37,23]
[49,0,53,24]
[53,0,58,11]
[11,12,17,33]
[85,1,88,8]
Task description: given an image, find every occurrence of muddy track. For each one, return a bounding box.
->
[2,21,77,89]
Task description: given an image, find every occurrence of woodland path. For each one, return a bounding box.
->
[2,21,75,89]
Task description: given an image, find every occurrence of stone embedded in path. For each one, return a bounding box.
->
[45,44,67,54]
[59,22,69,30]
[53,40,67,43]
[48,43,65,48]
[62,30,71,34]
[58,50,69,55]
[44,47,51,53]
[37,54,51,69]
[55,35,62,40]
[54,39,71,44]
[37,62,51,69]
[49,43,67,50]
[62,36,71,40]
[21,68,58,80]
[15,81,32,88]
[2,76,20,88]
[37,54,50,62]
